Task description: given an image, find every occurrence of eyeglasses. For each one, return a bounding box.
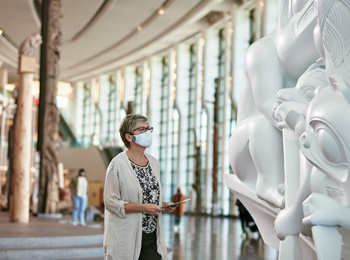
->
[132,126,154,133]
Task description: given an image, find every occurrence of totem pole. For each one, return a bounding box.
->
[37,0,62,214]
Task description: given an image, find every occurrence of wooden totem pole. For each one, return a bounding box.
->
[37,0,62,214]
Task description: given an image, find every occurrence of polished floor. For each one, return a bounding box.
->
[162,214,278,260]
[0,211,278,260]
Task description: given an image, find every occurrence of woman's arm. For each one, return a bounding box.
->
[104,162,129,218]
[125,203,164,216]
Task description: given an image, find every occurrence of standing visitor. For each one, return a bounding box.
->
[70,168,88,226]
[172,187,186,233]
[104,114,176,260]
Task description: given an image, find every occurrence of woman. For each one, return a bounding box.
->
[70,168,88,226]
[104,114,176,260]
[172,187,186,232]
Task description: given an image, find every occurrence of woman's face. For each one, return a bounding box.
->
[127,122,154,148]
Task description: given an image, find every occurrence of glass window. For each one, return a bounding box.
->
[200,108,208,212]
[118,108,126,148]
[107,76,117,145]
[56,96,68,108]
[94,104,101,146]
[134,67,143,113]
[186,44,197,191]
[82,83,91,147]
[171,108,179,195]
[213,28,225,214]
[159,57,170,181]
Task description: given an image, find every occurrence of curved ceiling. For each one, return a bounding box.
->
[0,0,232,83]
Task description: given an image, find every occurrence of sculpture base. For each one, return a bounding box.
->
[224,174,317,260]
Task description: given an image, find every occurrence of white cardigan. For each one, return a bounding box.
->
[103,151,167,260]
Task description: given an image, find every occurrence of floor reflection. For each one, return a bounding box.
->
[162,214,278,260]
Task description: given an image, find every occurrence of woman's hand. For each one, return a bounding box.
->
[162,202,178,213]
[144,203,165,216]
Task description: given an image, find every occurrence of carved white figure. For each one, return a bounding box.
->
[274,0,350,259]
[273,63,327,233]
[19,32,42,55]
[229,0,319,208]
[275,63,327,134]
[273,64,326,232]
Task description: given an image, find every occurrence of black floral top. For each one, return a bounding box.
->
[130,160,160,233]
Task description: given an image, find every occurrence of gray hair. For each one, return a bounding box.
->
[119,114,148,147]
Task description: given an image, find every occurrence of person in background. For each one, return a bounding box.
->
[70,168,89,226]
[104,114,176,260]
[172,187,186,233]
[236,199,259,239]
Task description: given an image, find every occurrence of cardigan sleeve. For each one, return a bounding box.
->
[104,160,128,218]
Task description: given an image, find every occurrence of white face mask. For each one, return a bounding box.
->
[133,130,152,147]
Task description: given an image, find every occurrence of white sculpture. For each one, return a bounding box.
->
[227,0,350,258]
[273,63,327,233]
[274,0,350,259]
[229,0,319,209]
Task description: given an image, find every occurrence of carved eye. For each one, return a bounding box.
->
[299,86,315,102]
[317,129,346,165]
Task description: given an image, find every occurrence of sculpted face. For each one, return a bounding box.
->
[277,66,327,105]
[300,87,350,183]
